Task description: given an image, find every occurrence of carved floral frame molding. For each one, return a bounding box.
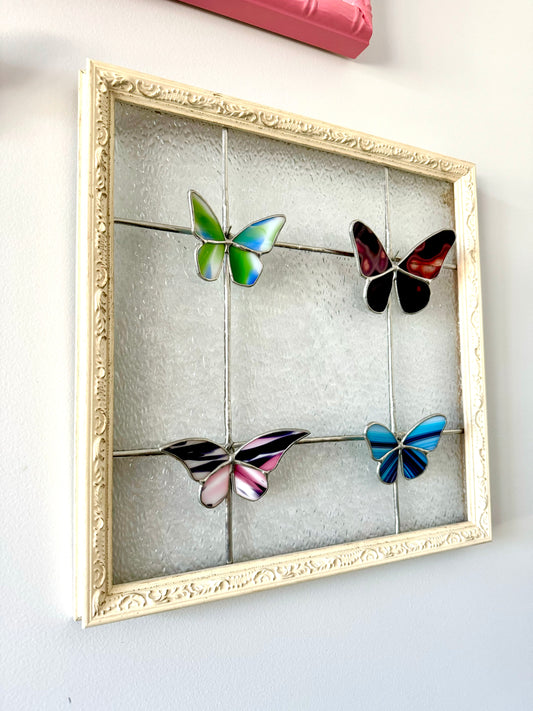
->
[76,60,490,626]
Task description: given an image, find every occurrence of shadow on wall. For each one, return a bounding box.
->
[0,35,79,123]
[355,1,392,65]
[476,185,514,530]
[0,34,78,85]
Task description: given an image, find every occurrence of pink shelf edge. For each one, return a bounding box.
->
[178,0,373,58]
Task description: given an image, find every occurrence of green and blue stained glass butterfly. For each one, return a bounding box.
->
[365,414,447,484]
[189,190,286,287]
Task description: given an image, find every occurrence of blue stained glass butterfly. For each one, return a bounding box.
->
[189,190,286,287]
[365,414,447,484]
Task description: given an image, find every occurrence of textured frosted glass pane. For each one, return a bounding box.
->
[113,456,226,583]
[233,441,396,562]
[227,128,386,250]
[391,269,462,431]
[398,434,466,532]
[113,225,225,450]
[111,112,467,579]
[114,101,222,225]
[387,170,456,256]
[231,250,390,443]
[387,170,462,432]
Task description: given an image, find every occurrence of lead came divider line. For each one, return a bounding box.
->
[384,167,401,535]
[114,170,460,539]
[221,127,234,565]
[113,217,457,269]
[112,429,463,458]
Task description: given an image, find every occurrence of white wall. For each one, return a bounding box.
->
[2,1,532,708]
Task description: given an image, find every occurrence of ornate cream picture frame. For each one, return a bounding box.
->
[76,60,490,626]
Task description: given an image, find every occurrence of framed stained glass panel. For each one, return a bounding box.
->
[76,61,490,626]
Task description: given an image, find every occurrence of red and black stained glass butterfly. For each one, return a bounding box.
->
[350,221,456,314]
[161,429,309,508]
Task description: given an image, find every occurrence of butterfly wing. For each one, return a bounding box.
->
[399,414,447,480]
[196,242,224,281]
[196,243,225,281]
[229,247,263,287]
[364,422,401,484]
[351,222,392,277]
[200,463,232,508]
[402,414,447,451]
[233,429,309,500]
[189,191,226,281]
[161,439,229,482]
[401,449,428,480]
[232,216,286,253]
[365,423,398,460]
[350,221,394,313]
[395,270,431,314]
[398,230,456,280]
[227,215,285,287]
[366,272,395,314]
[189,191,225,243]
[233,463,268,502]
[396,230,455,314]
[378,449,401,484]
[235,429,309,471]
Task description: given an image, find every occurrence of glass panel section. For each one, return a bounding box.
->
[398,433,466,531]
[233,440,396,562]
[231,250,390,444]
[387,170,456,257]
[113,455,226,584]
[388,170,462,432]
[227,128,386,251]
[391,268,462,431]
[111,105,467,581]
[113,224,225,450]
[114,100,223,225]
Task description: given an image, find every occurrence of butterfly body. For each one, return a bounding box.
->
[350,221,455,314]
[365,415,447,484]
[161,429,308,507]
[189,191,286,287]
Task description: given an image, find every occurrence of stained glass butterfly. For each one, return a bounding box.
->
[189,190,286,287]
[365,414,447,484]
[161,429,309,508]
[350,221,456,314]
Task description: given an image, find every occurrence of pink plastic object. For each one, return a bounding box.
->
[179,0,373,58]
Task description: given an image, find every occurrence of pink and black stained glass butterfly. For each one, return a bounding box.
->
[160,429,309,508]
[350,221,456,314]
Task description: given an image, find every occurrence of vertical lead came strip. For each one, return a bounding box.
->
[384,167,401,535]
[222,128,234,564]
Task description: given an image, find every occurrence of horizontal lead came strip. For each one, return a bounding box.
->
[276,241,353,258]
[113,217,457,269]
[114,217,193,236]
[113,448,166,458]
[112,428,464,457]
